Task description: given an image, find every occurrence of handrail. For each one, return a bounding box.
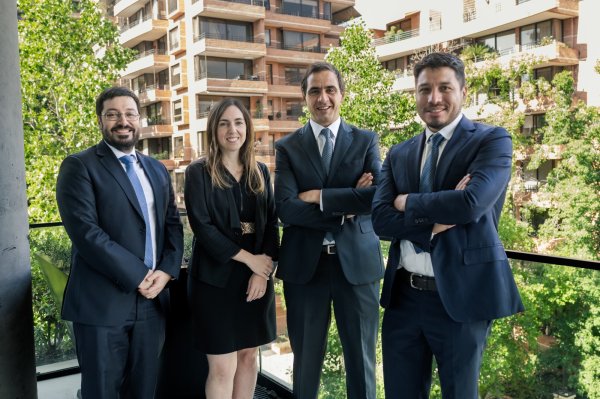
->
[29,220,600,269]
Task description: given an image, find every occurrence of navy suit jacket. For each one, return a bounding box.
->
[275,120,384,285]
[372,116,524,322]
[56,140,183,326]
[184,159,279,288]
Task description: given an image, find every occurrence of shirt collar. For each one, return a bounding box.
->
[310,118,341,141]
[104,140,137,161]
[425,113,463,142]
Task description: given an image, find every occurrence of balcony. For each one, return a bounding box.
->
[112,0,145,18]
[139,118,174,139]
[267,77,303,98]
[190,32,266,59]
[119,14,168,48]
[191,73,269,95]
[31,219,600,399]
[269,117,302,133]
[137,86,172,106]
[120,49,169,79]
[265,7,333,33]
[167,0,185,19]
[189,0,265,22]
[266,43,328,64]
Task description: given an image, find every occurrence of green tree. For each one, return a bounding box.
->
[324,20,422,149]
[18,0,133,223]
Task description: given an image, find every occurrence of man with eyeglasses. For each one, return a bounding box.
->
[56,86,183,398]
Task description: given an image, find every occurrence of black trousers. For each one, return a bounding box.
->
[73,295,165,399]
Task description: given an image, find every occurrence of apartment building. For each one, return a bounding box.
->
[108,0,356,206]
[370,0,599,218]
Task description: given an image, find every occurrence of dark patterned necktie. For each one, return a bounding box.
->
[320,128,333,175]
[420,133,445,193]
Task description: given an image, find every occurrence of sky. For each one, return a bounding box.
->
[353,0,402,30]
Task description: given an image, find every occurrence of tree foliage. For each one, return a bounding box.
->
[324,20,422,149]
[18,0,133,223]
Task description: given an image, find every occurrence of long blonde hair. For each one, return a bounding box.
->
[205,98,265,194]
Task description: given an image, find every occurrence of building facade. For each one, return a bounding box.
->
[371,0,599,221]
[109,0,356,206]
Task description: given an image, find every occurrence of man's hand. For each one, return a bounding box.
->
[355,172,373,188]
[138,269,153,290]
[393,194,408,212]
[298,189,321,204]
[432,174,471,235]
[138,270,172,299]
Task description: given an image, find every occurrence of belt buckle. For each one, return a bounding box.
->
[325,244,335,255]
[409,273,424,290]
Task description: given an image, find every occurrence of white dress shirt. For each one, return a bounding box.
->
[106,142,158,269]
[399,113,464,276]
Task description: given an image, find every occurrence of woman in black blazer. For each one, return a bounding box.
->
[184,98,279,398]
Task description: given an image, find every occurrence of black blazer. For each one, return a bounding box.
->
[184,159,279,288]
[56,141,183,326]
[274,120,384,285]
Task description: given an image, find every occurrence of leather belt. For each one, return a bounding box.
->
[321,244,337,255]
[399,268,437,291]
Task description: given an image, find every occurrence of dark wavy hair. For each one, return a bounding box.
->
[95,86,140,116]
[205,98,264,194]
[414,52,466,88]
[300,61,345,97]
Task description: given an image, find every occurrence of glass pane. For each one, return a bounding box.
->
[283,31,302,50]
[496,30,515,54]
[537,20,552,42]
[521,24,535,46]
[30,225,78,373]
[207,58,226,79]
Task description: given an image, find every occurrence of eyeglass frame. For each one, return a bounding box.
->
[101,111,141,121]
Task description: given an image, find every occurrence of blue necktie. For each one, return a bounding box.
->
[120,155,153,269]
[320,128,333,175]
[414,133,444,254]
[420,133,445,193]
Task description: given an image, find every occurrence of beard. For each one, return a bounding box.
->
[102,124,140,152]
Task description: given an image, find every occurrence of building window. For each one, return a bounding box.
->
[520,20,553,47]
[193,17,253,42]
[285,100,303,119]
[265,29,271,46]
[168,0,178,15]
[169,27,180,51]
[148,137,171,159]
[281,0,318,18]
[173,136,184,159]
[323,2,331,20]
[144,103,165,125]
[282,30,320,52]
[173,100,183,123]
[477,29,515,55]
[284,66,307,85]
[171,63,181,86]
[196,95,250,119]
[197,131,206,156]
[194,56,252,80]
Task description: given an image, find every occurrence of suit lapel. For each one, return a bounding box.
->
[298,123,327,182]
[96,141,145,220]
[327,120,353,184]
[407,132,426,193]
[435,117,474,188]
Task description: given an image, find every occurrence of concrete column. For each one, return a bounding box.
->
[0,0,38,398]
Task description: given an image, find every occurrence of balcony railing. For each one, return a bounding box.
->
[195,71,262,81]
[193,31,264,43]
[266,43,327,53]
[32,217,600,399]
[270,6,330,20]
[372,28,420,46]
[119,13,167,33]
[132,48,168,59]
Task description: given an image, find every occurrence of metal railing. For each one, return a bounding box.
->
[193,31,264,44]
[266,43,327,54]
[372,28,420,46]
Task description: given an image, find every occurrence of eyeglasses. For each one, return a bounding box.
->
[102,111,140,121]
